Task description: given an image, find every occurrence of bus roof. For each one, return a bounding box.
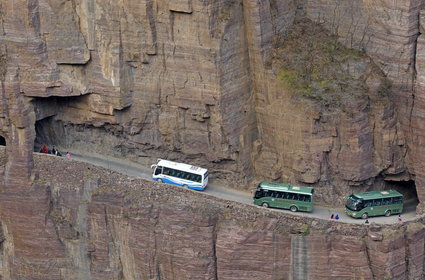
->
[352,189,403,200]
[259,182,314,194]
[156,159,208,175]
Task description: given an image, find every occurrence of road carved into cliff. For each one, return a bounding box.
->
[60,151,418,225]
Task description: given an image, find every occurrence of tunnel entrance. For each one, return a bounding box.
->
[34,116,66,153]
[385,180,417,201]
[0,136,5,146]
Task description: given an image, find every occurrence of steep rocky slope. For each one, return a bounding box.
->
[0,152,423,279]
[1,1,425,278]
[1,0,423,203]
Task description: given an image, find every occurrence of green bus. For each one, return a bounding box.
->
[253,182,314,212]
[345,190,403,219]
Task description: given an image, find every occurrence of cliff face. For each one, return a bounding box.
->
[1,0,260,185]
[304,0,425,204]
[2,1,425,279]
[0,153,423,279]
[1,0,423,202]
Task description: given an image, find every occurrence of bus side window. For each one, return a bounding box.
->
[305,195,311,202]
[393,197,402,204]
[163,167,169,175]
[154,166,162,175]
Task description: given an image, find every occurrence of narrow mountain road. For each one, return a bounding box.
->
[64,151,418,225]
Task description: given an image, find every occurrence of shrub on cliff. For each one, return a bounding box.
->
[274,18,390,109]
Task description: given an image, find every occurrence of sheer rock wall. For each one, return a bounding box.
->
[0,152,422,279]
[303,0,425,201]
[2,0,425,278]
[1,0,424,201]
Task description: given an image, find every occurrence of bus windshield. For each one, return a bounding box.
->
[254,188,264,199]
[345,195,363,211]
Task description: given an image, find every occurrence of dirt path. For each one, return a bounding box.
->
[64,150,418,225]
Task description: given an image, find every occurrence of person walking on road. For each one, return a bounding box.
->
[66,152,71,159]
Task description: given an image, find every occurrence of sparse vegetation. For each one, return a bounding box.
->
[301,225,310,235]
[273,18,390,109]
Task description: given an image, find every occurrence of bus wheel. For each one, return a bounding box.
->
[183,184,188,188]
[157,179,162,183]
[261,202,269,208]
[290,205,298,212]
[361,213,368,219]
[385,210,391,217]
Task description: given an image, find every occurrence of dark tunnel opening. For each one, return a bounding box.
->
[34,116,67,154]
[384,179,419,212]
[0,136,5,146]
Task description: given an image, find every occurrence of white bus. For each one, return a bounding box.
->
[150,159,209,191]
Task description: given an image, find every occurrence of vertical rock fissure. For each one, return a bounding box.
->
[150,206,161,280]
[0,222,12,279]
[27,0,41,35]
[73,179,97,280]
[290,235,308,280]
[212,221,218,280]
[271,232,280,279]
[363,239,376,279]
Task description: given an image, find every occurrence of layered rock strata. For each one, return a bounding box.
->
[0,152,422,279]
[0,0,425,201]
[304,0,425,201]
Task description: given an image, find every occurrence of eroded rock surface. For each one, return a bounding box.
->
[1,0,424,202]
[0,152,421,279]
[2,0,425,277]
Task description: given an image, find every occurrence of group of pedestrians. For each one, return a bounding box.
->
[39,144,71,159]
[330,214,339,220]
[331,212,403,224]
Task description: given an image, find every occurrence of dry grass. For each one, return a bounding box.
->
[273,18,390,109]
